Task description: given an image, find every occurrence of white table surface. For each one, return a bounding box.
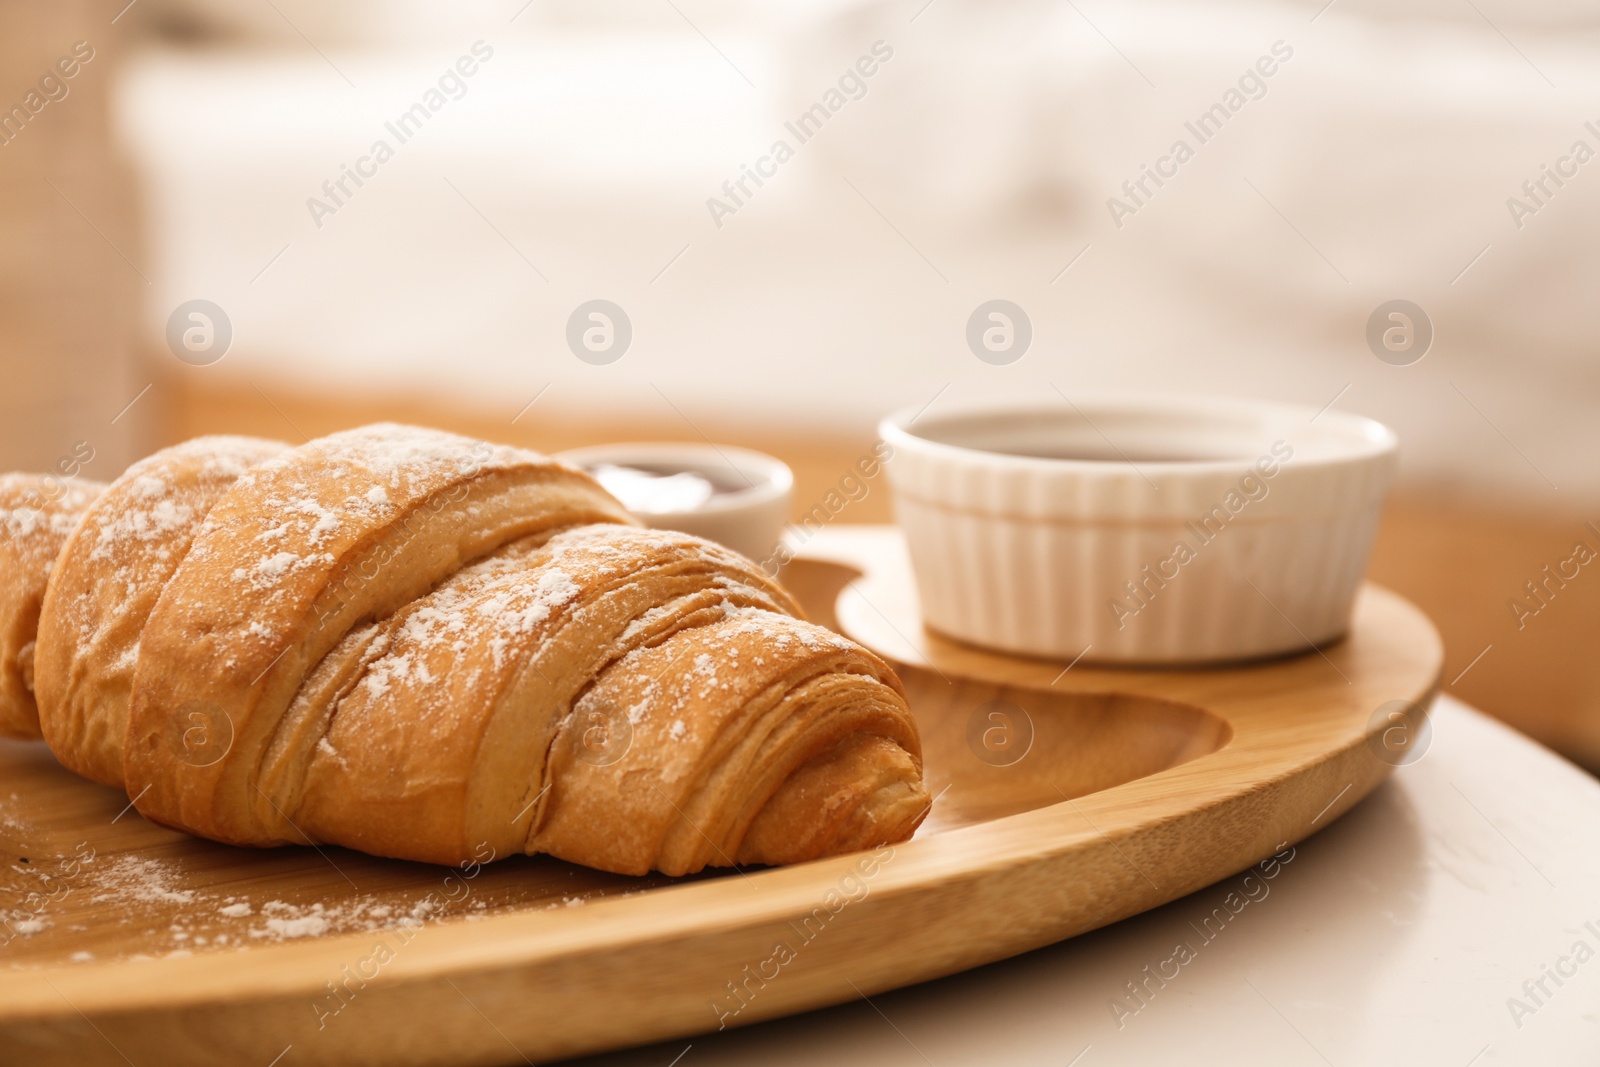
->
[571,696,1600,1066]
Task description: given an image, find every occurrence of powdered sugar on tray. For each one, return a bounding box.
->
[2,843,608,968]
[91,856,197,906]
[252,901,332,939]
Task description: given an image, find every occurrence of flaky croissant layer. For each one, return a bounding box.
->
[0,425,928,875]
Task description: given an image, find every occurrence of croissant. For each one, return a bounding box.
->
[0,425,928,875]
[0,474,106,739]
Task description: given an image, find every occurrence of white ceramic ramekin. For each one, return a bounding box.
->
[556,443,793,564]
[879,394,1398,664]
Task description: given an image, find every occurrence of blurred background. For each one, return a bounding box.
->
[4,0,1598,766]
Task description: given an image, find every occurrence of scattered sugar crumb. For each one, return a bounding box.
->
[91,856,195,905]
[255,914,330,939]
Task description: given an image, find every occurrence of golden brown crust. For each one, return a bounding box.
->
[533,611,924,875]
[294,526,803,864]
[124,424,637,846]
[0,475,105,739]
[34,437,288,784]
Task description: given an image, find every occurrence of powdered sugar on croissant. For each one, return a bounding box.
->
[3,424,927,875]
[34,436,289,785]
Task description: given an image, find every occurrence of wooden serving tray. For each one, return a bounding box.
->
[0,526,1441,1066]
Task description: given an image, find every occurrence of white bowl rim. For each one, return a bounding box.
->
[879,391,1397,476]
[554,442,794,518]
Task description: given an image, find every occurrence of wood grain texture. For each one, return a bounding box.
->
[0,526,1442,1066]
